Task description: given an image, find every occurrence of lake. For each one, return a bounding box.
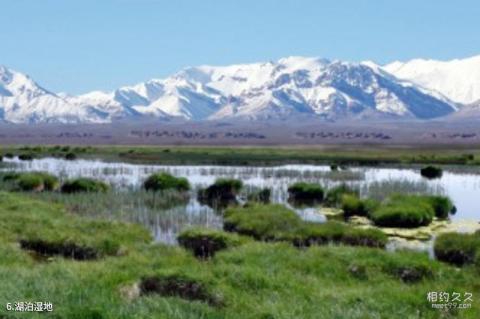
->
[2,157,479,246]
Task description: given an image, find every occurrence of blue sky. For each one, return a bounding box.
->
[1,0,479,94]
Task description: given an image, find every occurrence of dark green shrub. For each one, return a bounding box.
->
[288,182,324,205]
[420,166,443,179]
[65,152,77,160]
[324,184,358,207]
[247,188,271,204]
[177,228,244,259]
[17,174,43,191]
[198,178,243,208]
[370,195,435,228]
[18,153,34,161]
[143,172,190,192]
[61,178,109,193]
[4,153,14,159]
[434,232,479,266]
[224,204,302,240]
[341,194,378,217]
[426,196,455,219]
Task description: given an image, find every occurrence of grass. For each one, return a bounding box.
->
[198,179,243,208]
[177,228,246,259]
[2,144,480,166]
[341,194,378,217]
[287,182,324,205]
[420,166,443,179]
[434,231,480,266]
[223,204,387,248]
[61,178,110,193]
[143,172,190,192]
[324,184,359,208]
[369,195,435,228]
[369,194,456,228]
[0,193,479,318]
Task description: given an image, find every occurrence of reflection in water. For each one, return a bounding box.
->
[2,157,480,245]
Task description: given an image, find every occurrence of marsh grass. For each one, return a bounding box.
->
[362,179,445,202]
[0,193,479,318]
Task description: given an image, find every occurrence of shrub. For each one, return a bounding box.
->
[288,182,324,205]
[18,153,34,161]
[426,196,455,219]
[434,232,480,266]
[198,178,243,207]
[16,172,59,192]
[341,194,378,217]
[143,172,190,192]
[65,152,77,160]
[4,153,14,159]
[369,195,436,228]
[224,204,302,240]
[247,188,271,204]
[177,228,244,259]
[17,174,43,191]
[420,166,443,179]
[324,184,358,207]
[61,178,109,193]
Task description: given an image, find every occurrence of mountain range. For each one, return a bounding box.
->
[1,55,479,124]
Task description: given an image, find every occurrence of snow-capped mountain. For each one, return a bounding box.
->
[0,56,462,124]
[384,55,480,105]
[0,65,137,123]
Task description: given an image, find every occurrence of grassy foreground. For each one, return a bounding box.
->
[3,144,480,166]
[0,192,479,318]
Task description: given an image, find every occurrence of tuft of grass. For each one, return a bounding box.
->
[224,204,302,241]
[426,195,455,219]
[246,188,271,204]
[290,222,388,248]
[341,194,378,218]
[177,228,246,259]
[288,182,324,205]
[324,184,359,208]
[61,178,110,193]
[434,232,480,266]
[143,172,190,192]
[198,178,243,208]
[420,166,443,179]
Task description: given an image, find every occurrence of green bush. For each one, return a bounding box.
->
[370,195,435,228]
[143,172,190,192]
[224,204,302,240]
[177,228,244,259]
[434,232,480,266]
[4,153,14,159]
[15,172,59,192]
[224,204,387,248]
[341,194,378,217]
[61,178,109,193]
[247,188,271,204]
[426,195,455,219]
[17,174,43,191]
[290,222,387,248]
[198,178,243,208]
[324,184,358,207]
[18,153,34,161]
[65,152,77,160]
[288,182,324,205]
[420,166,443,179]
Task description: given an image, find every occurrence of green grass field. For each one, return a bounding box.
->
[0,192,478,318]
[2,144,480,166]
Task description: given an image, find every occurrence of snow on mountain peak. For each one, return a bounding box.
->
[1,55,472,124]
[384,55,480,104]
